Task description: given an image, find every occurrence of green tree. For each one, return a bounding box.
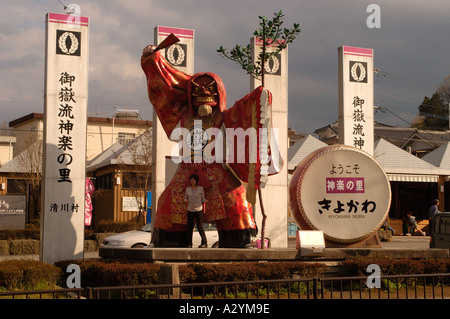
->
[413,75,450,130]
[437,75,450,105]
[415,93,448,131]
[217,10,300,86]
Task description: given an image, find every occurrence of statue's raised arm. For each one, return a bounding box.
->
[141,45,191,138]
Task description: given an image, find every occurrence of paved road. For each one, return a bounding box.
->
[0,236,434,261]
[381,235,431,249]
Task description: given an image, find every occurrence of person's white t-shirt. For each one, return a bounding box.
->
[185,186,205,212]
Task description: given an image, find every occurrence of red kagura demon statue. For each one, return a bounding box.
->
[141,43,282,248]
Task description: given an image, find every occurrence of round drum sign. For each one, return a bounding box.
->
[289,145,391,244]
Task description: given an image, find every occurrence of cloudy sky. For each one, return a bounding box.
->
[1,0,449,134]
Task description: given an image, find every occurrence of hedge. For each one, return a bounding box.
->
[184,262,327,283]
[55,259,160,287]
[0,229,40,240]
[55,259,327,288]
[1,256,449,291]
[338,255,450,277]
[0,260,62,290]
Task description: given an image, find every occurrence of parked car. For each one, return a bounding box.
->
[101,222,219,248]
[430,212,450,249]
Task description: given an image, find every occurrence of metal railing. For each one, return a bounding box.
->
[0,287,85,300]
[0,273,448,300]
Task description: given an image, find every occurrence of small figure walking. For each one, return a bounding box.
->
[406,212,426,236]
[428,199,440,235]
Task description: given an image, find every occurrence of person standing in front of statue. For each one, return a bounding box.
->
[185,174,208,248]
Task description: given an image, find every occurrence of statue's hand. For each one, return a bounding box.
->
[142,45,157,57]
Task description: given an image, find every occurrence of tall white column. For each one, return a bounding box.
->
[338,46,374,156]
[40,12,89,263]
[151,27,194,225]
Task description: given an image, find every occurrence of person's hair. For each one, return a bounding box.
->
[189,174,199,185]
[434,199,439,205]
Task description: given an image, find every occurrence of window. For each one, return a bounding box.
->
[7,179,27,194]
[122,172,150,190]
[117,132,135,145]
[96,174,112,190]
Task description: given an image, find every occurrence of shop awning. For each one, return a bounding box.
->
[387,174,439,183]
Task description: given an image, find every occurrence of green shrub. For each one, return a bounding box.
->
[176,262,326,297]
[102,262,159,286]
[0,228,96,240]
[56,259,160,287]
[181,262,327,283]
[0,229,40,240]
[55,259,327,289]
[2,256,447,292]
[339,255,450,277]
[0,260,62,290]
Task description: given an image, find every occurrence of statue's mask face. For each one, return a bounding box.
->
[191,75,218,108]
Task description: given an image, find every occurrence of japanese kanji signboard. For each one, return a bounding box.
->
[338,46,374,156]
[41,13,89,263]
[289,145,391,246]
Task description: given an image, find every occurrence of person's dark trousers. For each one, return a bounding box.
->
[187,210,207,247]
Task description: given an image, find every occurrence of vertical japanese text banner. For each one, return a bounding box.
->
[338,46,374,156]
[40,13,89,264]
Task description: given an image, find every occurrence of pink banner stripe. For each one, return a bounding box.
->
[254,36,286,47]
[48,13,89,26]
[343,46,373,57]
[345,53,372,58]
[158,26,194,39]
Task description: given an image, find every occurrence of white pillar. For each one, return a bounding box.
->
[151,27,194,225]
[338,46,374,156]
[40,12,89,263]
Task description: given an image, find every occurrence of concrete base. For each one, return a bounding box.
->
[325,233,382,248]
[99,246,448,262]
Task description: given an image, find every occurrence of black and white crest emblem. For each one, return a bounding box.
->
[349,61,367,83]
[56,30,81,56]
[186,126,208,151]
[165,43,187,67]
[264,54,281,76]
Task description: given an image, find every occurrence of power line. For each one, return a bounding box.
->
[374,105,414,126]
